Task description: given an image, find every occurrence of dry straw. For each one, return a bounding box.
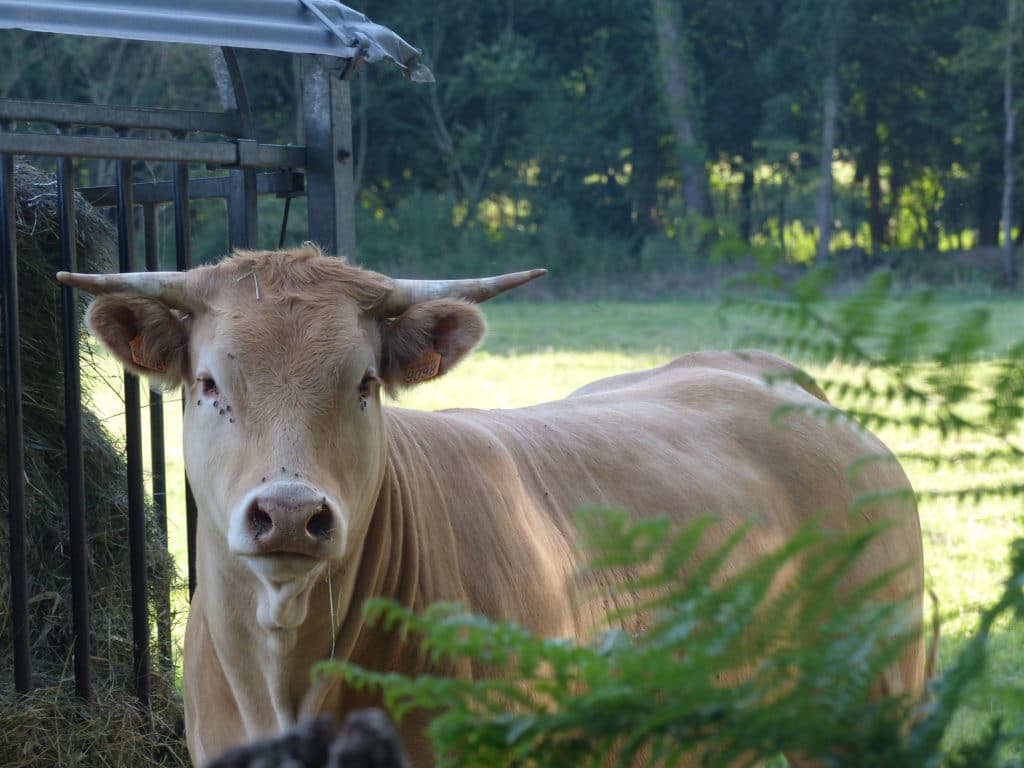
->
[0,163,187,767]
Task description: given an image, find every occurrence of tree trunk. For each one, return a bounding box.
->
[740,162,755,243]
[816,69,838,263]
[779,190,788,254]
[816,0,843,264]
[630,78,661,244]
[651,0,707,218]
[979,155,1002,246]
[865,96,886,251]
[1002,0,1018,284]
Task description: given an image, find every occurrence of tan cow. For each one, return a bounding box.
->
[59,246,925,766]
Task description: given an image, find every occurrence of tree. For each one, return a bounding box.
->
[1003,0,1019,284]
[815,0,849,262]
[651,0,708,219]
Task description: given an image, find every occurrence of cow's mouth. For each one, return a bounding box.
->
[244,550,325,582]
[246,555,328,631]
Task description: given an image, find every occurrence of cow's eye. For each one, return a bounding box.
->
[358,369,378,397]
[198,376,219,397]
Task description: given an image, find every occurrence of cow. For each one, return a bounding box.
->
[58,246,925,766]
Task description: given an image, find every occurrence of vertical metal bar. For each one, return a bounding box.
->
[209,48,259,251]
[1,154,31,694]
[143,202,172,669]
[227,167,258,249]
[58,155,90,700]
[116,159,150,707]
[173,163,198,601]
[278,194,292,249]
[302,55,356,258]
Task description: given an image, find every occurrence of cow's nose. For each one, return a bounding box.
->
[243,483,340,558]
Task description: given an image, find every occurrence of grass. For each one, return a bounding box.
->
[84,297,1024,752]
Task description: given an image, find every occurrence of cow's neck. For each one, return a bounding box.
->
[196,520,364,734]
[326,453,430,669]
[195,455,419,735]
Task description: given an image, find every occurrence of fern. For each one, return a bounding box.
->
[313,509,1024,767]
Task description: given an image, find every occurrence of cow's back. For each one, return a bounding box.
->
[382,350,925,704]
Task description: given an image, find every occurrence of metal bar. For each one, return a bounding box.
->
[209,47,254,138]
[0,98,243,136]
[79,170,304,208]
[302,56,356,257]
[238,139,310,168]
[117,159,151,707]
[227,168,258,249]
[0,132,305,167]
[208,46,261,255]
[0,0,382,60]
[58,154,90,701]
[173,163,199,601]
[0,0,371,60]
[143,202,172,669]
[278,194,293,249]
[1,153,31,694]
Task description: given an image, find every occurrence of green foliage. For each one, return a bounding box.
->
[725,270,1024,501]
[5,2,1022,287]
[317,509,1022,766]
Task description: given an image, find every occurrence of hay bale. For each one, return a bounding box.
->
[0,163,187,767]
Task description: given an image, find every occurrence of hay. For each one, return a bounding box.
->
[0,163,188,766]
[0,683,186,768]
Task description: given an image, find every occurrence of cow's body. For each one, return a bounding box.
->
[58,249,924,767]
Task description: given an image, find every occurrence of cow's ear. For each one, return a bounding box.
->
[379,299,485,392]
[85,294,190,388]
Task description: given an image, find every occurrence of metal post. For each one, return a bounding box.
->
[302,55,356,259]
[116,158,150,707]
[143,201,172,669]
[1,153,31,694]
[173,163,199,601]
[228,165,258,249]
[58,154,90,700]
[210,49,259,249]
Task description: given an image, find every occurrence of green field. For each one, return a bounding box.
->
[84,298,1024,749]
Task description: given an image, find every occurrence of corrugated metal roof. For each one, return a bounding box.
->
[0,0,433,82]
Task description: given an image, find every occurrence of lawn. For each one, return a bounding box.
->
[84,296,1024,751]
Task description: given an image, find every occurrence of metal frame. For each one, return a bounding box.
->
[0,41,363,707]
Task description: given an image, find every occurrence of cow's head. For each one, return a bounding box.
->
[59,247,544,630]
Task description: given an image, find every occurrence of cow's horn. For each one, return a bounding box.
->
[377,268,548,316]
[56,270,194,310]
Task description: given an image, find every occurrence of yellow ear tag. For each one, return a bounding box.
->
[129,335,167,374]
[403,347,441,385]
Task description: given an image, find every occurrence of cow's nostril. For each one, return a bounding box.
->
[306,503,333,540]
[250,504,273,539]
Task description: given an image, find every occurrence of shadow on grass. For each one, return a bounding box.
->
[936,623,1024,754]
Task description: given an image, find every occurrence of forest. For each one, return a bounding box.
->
[2,0,1023,292]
